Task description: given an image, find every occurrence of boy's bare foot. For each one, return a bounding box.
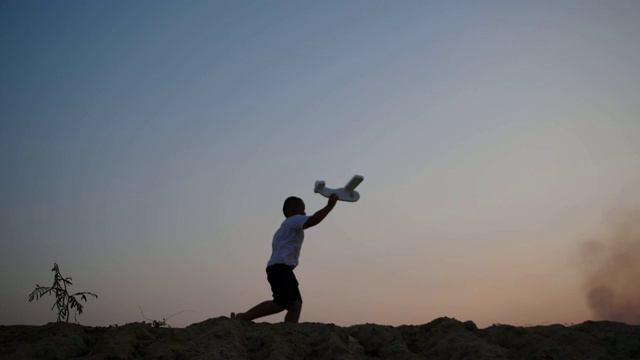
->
[230,312,245,320]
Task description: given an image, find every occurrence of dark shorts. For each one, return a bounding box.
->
[266,264,302,309]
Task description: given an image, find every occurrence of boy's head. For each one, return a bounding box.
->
[283,196,305,217]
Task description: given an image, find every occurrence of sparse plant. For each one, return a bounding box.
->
[139,306,194,328]
[28,263,98,323]
[149,318,169,328]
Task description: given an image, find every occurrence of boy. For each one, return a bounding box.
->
[231,193,339,323]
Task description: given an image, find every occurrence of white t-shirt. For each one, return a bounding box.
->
[267,215,309,268]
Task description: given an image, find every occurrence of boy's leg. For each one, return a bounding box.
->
[233,265,302,322]
[234,300,285,321]
[284,301,302,323]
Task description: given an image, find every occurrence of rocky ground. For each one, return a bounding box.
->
[1,316,639,359]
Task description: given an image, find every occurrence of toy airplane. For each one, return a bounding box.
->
[314,175,364,202]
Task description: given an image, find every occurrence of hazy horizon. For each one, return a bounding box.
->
[2,0,640,328]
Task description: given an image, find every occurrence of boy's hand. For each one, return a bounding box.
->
[304,193,339,229]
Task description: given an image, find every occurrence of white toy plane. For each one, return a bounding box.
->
[314,175,364,202]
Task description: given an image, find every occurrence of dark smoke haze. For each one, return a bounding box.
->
[581,208,640,324]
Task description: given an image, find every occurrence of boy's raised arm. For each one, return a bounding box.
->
[303,194,338,229]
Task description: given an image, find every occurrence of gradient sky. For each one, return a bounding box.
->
[2,0,640,328]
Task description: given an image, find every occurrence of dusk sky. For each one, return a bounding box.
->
[2,1,640,328]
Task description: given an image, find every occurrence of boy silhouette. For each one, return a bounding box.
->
[232,193,339,323]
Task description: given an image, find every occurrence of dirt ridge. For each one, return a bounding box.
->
[1,316,639,359]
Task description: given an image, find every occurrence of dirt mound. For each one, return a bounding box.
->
[1,317,639,359]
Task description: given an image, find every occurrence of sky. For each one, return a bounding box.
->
[2,0,640,328]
